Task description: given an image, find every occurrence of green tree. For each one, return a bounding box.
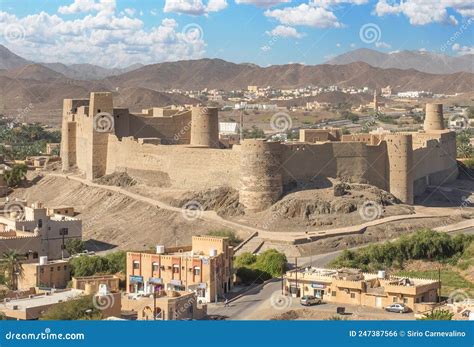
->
[255,249,287,277]
[456,130,472,159]
[419,309,454,320]
[234,249,287,284]
[4,164,27,187]
[0,250,25,290]
[69,251,126,277]
[40,295,103,320]
[243,126,265,139]
[65,239,85,256]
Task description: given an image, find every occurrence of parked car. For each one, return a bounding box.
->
[300,295,322,306]
[385,303,410,313]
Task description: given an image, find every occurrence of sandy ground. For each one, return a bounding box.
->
[6,170,473,257]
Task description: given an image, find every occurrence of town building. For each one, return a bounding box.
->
[18,257,70,291]
[71,275,120,293]
[0,201,82,260]
[284,267,440,311]
[121,290,207,320]
[126,236,233,303]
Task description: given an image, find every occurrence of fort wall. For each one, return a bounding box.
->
[106,136,240,190]
[61,93,459,212]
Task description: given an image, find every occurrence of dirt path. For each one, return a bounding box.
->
[49,173,471,244]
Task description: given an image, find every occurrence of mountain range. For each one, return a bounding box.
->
[327,48,473,75]
[0,45,472,125]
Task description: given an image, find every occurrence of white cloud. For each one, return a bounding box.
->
[452,43,474,55]
[164,0,227,16]
[58,0,115,15]
[374,0,473,25]
[266,25,305,38]
[265,3,342,28]
[0,3,206,67]
[375,41,391,48]
[311,0,369,6]
[235,0,291,7]
[122,8,136,17]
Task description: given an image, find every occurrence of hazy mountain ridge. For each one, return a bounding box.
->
[327,48,474,74]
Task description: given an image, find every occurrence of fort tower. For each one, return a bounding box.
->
[424,103,444,131]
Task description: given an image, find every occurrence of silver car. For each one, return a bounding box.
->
[385,303,410,313]
[300,295,322,306]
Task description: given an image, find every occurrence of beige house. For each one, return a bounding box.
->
[122,290,206,320]
[284,267,440,312]
[71,275,120,293]
[126,236,233,303]
[18,258,70,291]
[0,202,82,260]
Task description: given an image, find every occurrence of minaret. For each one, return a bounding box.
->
[373,89,379,112]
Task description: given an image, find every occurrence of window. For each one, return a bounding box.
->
[50,267,54,272]
[332,291,336,297]
[173,265,180,274]
[403,298,408,304]
[350,293,355,299]
[60,228,69,236]
[133,261,140,270]
[193,267,201,276]
[393,297,398,303]
[40,268,44,274]
[57,266,61,271]
[152,262,159,272]
[38,219,43,228]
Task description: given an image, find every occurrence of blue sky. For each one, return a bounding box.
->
[0,0,473,67]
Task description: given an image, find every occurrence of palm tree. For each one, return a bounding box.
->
[0,250,25,290]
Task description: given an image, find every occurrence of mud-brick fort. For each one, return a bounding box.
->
[61,93,458,211]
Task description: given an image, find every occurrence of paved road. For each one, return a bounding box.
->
[207,250,343,320]
[208,227,474,320]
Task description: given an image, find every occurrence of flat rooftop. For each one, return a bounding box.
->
[0,289,83,311]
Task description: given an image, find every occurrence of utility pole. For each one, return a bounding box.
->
[153,284,157,321]
[438,267,441,304]
[295,257,298,297]
[239,110,244,143]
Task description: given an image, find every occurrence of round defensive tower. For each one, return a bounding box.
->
[385,134,414,204]
[424,103,444,131]
[190,107,219,148]
[239,140,283,212]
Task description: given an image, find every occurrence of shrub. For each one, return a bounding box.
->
[419,309,454,321]
[234,249,287,284]
[40,295,103,320]
[69,251,126,277]
[330,229,474,271]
